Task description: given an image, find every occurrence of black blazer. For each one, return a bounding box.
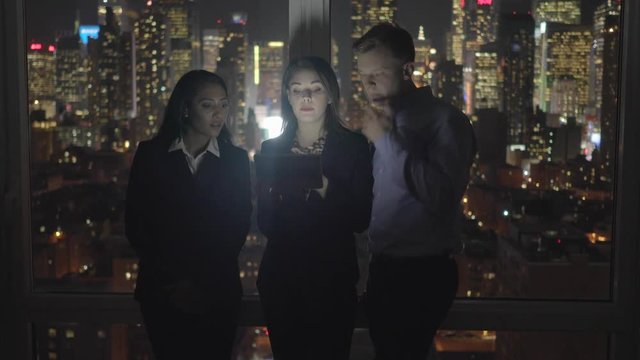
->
[257,129,373,286]
[125,137,252,303]
[390,86,476,246]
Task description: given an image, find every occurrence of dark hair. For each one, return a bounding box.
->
[353,23,415,63]
[280,56,347,138]
[155,70,232,147]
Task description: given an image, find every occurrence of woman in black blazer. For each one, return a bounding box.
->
[125,70,252,359]
[257,56,374,359]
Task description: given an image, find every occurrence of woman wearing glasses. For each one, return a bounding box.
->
[256,56,373,359]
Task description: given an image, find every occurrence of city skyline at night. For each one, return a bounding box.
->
[24,0,621,358]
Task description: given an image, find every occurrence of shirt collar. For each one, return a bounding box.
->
[168,137,220,158]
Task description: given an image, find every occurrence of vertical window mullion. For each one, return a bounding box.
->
[289,0,331,61]
[611,0,640,358]
[3,0,32,358]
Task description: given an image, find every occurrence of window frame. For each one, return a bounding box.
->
[1,0,639,358]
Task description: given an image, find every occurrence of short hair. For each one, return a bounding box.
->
[353,23,415,63]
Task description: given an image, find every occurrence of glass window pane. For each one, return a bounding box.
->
[27,0,288,293]
[350,329,608,360]
[33,323,274,359]
[33,322,609,360]
[333,0,621,300]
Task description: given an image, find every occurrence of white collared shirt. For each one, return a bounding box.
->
[168,137,220,174]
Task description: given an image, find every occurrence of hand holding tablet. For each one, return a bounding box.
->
[254,153,324,190]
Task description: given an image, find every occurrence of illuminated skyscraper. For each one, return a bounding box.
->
[527,109,553,162]
[134,3,170,140]
[414,26,431,66]
[56,34,88,117]
[98,0,140,33]
[499,14,535,145]
[599,14,620,186]
[88,7,121,123]
[474,44,500,110]
[464,0,498,52]
[157,0,200,86]
[532,0,581,109]
[449,0,465,65]
[162,0,188,37]
[121,31,136,119]
[217,13,249,144]
[166,0,191,85]
[540,24,592,118]
[462,0,498,114]
[593,0,621,36]
[411,26,436,88]
[364,0,396,25]
[202,28,226,73]
[98,0,126,29]
[590,0,621,123]
[168,40,192,86]
[549,78,579,117]
[27,42,57,118]
[533,0,581,25]
[87,7,135,151]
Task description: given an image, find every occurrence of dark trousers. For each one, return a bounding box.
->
[139,296,239,360]
[258,279,357,360]
[365,254,458,360]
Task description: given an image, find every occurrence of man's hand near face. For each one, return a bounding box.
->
[360,102,393,143]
